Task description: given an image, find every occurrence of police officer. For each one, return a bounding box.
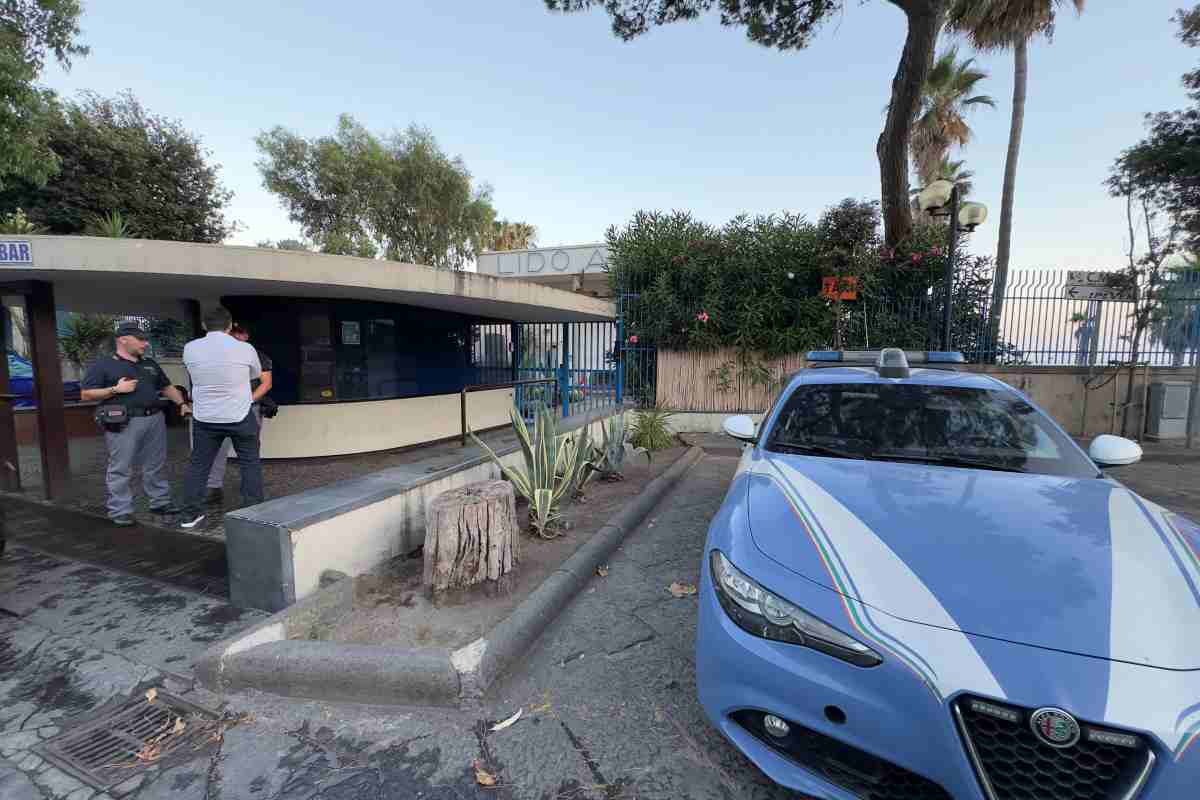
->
[81,324,191,526]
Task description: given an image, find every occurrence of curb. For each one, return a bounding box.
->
[470,445,705,695]
[195,445,705,707]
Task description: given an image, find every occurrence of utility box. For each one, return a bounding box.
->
[1146,381,1193,440]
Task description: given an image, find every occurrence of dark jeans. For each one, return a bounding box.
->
[183,411,264,515]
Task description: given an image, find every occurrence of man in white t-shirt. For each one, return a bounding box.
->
[179,306,262,529]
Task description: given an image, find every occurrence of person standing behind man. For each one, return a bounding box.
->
[81,324,191,526]
[204,324,272,505]
[179,307,262,529]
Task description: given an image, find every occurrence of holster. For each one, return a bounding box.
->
[94,404,130,433]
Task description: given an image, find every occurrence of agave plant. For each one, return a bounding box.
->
[472,406,593,537]
[85,210,137,238]
[592,414,650,480]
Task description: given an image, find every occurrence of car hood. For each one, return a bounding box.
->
[748,453,1200,670]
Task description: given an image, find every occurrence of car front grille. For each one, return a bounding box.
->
[954,696,1156,800]
[730,710,952,800]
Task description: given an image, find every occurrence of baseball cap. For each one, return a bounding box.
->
[115,324,149,340]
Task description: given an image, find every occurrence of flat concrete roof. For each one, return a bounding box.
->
[0,236,615,322]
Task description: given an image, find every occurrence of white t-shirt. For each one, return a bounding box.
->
[183,332,262,423]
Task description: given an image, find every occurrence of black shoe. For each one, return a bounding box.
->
[179,513,206,530]
[205,488,224,505]
[112,516,135,528]
[150,503,180,515]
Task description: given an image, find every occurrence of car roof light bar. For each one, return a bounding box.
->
[806,349,965,365]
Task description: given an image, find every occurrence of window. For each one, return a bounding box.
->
[766,382,1097,479]
[224,297,482,405]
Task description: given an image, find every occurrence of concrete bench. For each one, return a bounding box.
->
[224,408,621,611]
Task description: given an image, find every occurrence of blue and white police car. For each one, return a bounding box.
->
[697,348,1200,800]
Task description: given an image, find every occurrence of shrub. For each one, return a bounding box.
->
[629,409,675,452]
[60,314,119,371]
[606,204,1014,361]
[0,209,44,234]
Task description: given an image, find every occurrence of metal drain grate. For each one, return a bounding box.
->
[35,690,220,791]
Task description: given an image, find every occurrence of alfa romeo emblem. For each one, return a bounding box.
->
[1030,708,1081,748]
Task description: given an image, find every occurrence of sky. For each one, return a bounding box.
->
[40,1,1197,271]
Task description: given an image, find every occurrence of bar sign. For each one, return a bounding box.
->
[0,241,32,265]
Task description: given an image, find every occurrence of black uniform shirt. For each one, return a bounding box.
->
[82,354,172,411]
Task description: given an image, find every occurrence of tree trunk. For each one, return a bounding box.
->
[985,36,1029,360]
[424,480,518,601]
[879,0,946,249]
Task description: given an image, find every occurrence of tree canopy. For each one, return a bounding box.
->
[546,0,951,248]
[0,0,88,188]
[0,91,237,242]
[1109,5,1200,252]
[255,115,498,269]
[255,238,309,251]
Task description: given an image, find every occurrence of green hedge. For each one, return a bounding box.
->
[607,201,973,357]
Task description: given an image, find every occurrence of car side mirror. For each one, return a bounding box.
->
[1088,434,1142,468]
[723,414,757,444]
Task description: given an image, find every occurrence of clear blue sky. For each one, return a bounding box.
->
[41,1,1194,270]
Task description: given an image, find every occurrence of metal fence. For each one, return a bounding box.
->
[993,269,1200,366]
[619,268,1200,369]
[854,268,1200,366]
[468,320,620,419]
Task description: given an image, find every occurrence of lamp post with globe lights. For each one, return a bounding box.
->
[917,180,988,350]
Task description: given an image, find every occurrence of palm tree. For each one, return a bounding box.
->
[912,158,976,219]
[486,220,537,252]
[928,157,977,197]
[911,47,996,186]
[948,0,1086,358]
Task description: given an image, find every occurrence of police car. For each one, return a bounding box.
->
[697,348,1200,799]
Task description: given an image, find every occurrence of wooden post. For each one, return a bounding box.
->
[26,281,69,499]
[424,480,518,602]
[1188,352,1200,449]
[0,305,19,491]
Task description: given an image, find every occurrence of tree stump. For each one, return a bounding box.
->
[423,480,519,602]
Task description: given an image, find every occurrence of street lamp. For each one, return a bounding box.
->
[917,181,988,350]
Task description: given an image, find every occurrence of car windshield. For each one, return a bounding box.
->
[765,382,1099,479]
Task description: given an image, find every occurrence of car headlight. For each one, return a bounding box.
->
[710,551,882,667]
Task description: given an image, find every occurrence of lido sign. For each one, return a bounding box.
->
[477,244,608,277]
[0,240,32,265]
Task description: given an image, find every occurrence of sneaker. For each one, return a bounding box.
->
[179,514,206,530]
[149,503,180,515]
[205,488,224,505]
[112,516,134,528]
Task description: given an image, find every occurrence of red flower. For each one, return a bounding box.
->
[931,246,942,257]
[911,253,923,264]
[628,335,639,345]
[696,311,710,323]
